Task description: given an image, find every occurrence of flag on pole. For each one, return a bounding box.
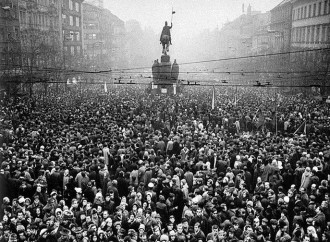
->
[211,86,215,110]
[104,81,108,93]
[293,120,306,135]
[172,10,176,14]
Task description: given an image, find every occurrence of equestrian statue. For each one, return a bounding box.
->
[160,21,172,55]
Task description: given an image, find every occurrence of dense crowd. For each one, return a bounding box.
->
[1,84,330,242]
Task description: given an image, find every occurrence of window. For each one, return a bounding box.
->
[62,14,66,19]
[311,26,315,43]
[325,1,328,14]
[0,28,4,41]
[309,5,312,17]
[293,9,295,20]
[76,32,80,41]
[307,26,310,43]
[77,46,81,55]
[304,6,307,18]
[69,0,73,10]
[302,27,306,43]
[316,26,320,43]
[75,17,79,27]
[75,2,80,12]
[69,16,73,26]
[319,2,322,15]
[71,46,75,55]
[70,31,74,41]
[313,3,316,16]
[322,25,326,42]
[298,8,301,19]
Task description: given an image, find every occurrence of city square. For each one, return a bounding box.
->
[0,0,330,241]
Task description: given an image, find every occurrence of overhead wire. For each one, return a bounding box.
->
[2,47,329,75]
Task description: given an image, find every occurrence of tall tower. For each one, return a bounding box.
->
[247,4,252,15]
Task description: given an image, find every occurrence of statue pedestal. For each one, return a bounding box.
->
[161,54,170,63]
[149,54,180,95]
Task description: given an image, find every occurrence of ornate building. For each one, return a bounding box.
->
[269,0,293,53]
[291,0,330,49]
[82,2,126,71]
[61,0,84,58]
[291,0,330,95]
[0,0,21,75]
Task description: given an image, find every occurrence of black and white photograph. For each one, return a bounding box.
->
[0,0,330,241]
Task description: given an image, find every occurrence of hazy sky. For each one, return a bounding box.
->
[103,0,283,63]
[104,0,283,33]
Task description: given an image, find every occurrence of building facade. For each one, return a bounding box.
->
[1,0,64,94]
[291,0,330,95]
[82,2,102,63]
[82,2,126,71]
[291,0,330,49]
[61,0,84,59]
[0,0,21,76]
[269,0,293,53]
[101,9,125,69]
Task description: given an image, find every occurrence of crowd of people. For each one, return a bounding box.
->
[1,84,330,242]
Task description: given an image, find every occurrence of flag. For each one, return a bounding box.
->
[172,11,176,14]
[211,86,215,110]
[293,120,306,135]
[253,109,265,129]
[256,113,265,128]
[104,81,107,93]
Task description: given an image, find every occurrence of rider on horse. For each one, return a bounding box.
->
[160,21,172,45]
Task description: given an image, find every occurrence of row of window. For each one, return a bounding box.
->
[63,30,81,41]
[62,14,80,27]
[83,23,99,30]
[292,24,330,44]
[293,0,330,20]
[67,0,80,13]
[85,33,97,40]
[20,11,58,29]
[64,45,81,55]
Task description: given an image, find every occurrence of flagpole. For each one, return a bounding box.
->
[293,120,306,135]
[275,88,278,135]
[211,85,215,110]
[171,7,173,23]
